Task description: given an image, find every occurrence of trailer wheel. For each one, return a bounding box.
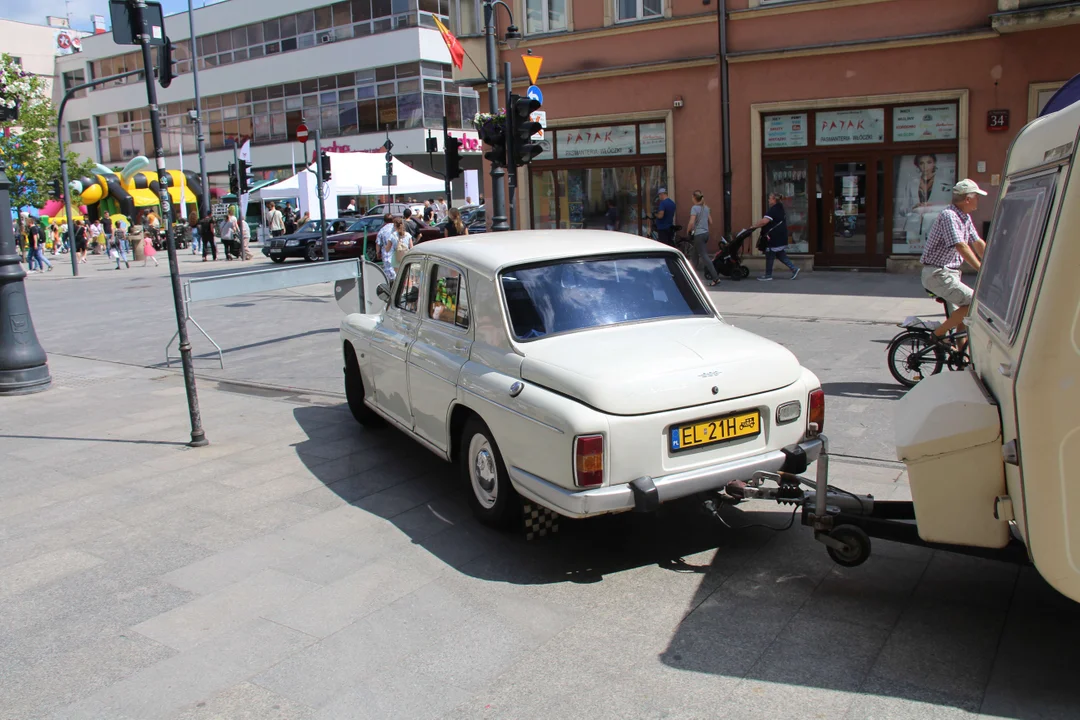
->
[826,525,871,567]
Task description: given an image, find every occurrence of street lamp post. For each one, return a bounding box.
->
[482,0,521,233]
[0,156,51,394]
[187,0,211,218]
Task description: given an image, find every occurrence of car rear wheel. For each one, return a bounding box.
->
[459,417,519,529]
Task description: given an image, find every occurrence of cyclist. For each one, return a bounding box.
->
[920,179,987,345]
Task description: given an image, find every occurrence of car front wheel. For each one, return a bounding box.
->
[460,417,519,529]
[305,244,321,262]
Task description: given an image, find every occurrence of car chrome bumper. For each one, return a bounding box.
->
[508,438,824,518]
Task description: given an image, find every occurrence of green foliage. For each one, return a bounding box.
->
[0,53,96,212]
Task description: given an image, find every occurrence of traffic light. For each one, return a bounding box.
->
[482,119,507,168]
[444,135,462,181]
[156,37,175,89]
[228,162,238,196]
[48,179,61,199]
[320,151,332,183]
[238,159,254,194]
[510,94,543,167]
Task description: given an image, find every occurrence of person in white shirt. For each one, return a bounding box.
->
[375,213,397,281]
[266,202,285,237]
[435,197,449,223]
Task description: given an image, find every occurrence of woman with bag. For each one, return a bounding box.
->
[392,217,413,269]
[687,190,721,287]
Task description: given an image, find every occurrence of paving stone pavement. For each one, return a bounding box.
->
[2,354,1079,719]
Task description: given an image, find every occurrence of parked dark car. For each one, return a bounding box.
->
[326,217,385,261]
[262,219,350,262]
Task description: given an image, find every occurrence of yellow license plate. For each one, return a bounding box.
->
[670,410,760,452]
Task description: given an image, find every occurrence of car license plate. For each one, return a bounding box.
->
[270,249,282,254]
[670,410,760,452]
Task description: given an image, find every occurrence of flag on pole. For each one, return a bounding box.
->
[432,16,464,70]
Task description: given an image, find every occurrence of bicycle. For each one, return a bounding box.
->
[644,213,698,269]
[886,292,971,388]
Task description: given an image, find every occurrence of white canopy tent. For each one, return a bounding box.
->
[256,153,446,220]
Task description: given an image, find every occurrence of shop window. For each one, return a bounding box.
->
[398,93,423,129]
[428,265,469,329]
[526,0,568,34]
[765,159,809,253]
[639,122,665,154]
[975,172,1056,341]
[891,152,956,254]
[532,170,557,229]
[616,0,662,22]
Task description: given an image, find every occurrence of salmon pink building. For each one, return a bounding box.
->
[454,0,1080,270]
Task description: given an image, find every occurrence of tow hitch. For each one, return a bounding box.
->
[702,434,1029,568]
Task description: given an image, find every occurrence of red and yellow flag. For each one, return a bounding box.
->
[432,16,464,70]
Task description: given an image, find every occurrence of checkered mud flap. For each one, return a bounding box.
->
[522,502,561,541]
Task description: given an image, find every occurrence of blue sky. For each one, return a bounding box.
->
[3,0,227,32]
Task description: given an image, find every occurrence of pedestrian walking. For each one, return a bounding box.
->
[391,216,412,269]
[266,202,285,237]
[48,224,61,256]
[220,209,239,260]
[443,207,469,238]
[283,206,298,236]
[189,214,201,255]
[141,228,159,267]
[239,217,252,260]
[376,213,397,281]
[101,213,112,242]
[89,218,104,254]
[27,222,52,273]
[111,225,130,269]
[74,220,89,264]
[752,191,799,281]
[199,210,218,261]
[688,190,721,287]
[116,218,130,255]
[653,188,676,246]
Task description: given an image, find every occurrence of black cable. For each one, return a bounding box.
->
[709,502,800,533]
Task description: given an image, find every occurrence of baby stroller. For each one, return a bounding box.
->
[712,227,754,280]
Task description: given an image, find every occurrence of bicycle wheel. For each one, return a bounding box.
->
[887,331,944,388]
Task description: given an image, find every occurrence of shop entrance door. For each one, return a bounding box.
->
[819,158,884,268]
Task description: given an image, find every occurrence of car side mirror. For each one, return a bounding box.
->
[376,283,391,303]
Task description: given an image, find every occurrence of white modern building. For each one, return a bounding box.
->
[52,0,484,210]
[1,17,88,99]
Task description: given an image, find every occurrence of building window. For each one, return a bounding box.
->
[10,56,22,66]
[62,69,87,99]
[616,0,662,22]
[526,0,568,34]
[68,119,91,143]
[452,0,481,35]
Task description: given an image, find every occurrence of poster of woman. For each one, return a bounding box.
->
[893,152,955,253]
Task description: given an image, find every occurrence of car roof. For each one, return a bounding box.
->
[412,230,673,277]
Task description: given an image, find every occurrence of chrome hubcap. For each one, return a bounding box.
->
[469,434,498,509]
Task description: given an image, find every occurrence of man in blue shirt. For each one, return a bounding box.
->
[654,188,676,246]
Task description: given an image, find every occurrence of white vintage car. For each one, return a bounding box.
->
[340,230,825,527]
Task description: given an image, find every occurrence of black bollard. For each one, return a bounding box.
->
[0,159,52,395]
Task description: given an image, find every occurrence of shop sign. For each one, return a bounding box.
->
[556,125,637,159]
[640,122,666,154]
[893,104,957,142]
[816,108,885,146]
[764,114,807,149]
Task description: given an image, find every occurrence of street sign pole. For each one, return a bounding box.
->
[442,114,451,204]
[483,1,508,232]
[504,61,516,231]
[130,0,207,447]
[314,129,328,261]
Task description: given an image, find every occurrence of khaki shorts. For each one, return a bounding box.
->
[921,266,973,311]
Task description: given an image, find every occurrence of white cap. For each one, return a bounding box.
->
[953,179,987,196]
[657,187,668,194]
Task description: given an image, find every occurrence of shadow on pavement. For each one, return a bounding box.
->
[289,401,1080,717]
[713,271,977,300]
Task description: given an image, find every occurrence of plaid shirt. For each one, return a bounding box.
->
[921,204,978,269]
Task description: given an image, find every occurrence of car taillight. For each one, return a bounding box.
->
[575,435,604,487]
[807,389,825,436]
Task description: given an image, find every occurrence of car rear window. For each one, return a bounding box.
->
[500,254,711,341]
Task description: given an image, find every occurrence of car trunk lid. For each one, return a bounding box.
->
[519,318,802,415]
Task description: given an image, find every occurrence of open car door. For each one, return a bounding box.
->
[335,260,389,315]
